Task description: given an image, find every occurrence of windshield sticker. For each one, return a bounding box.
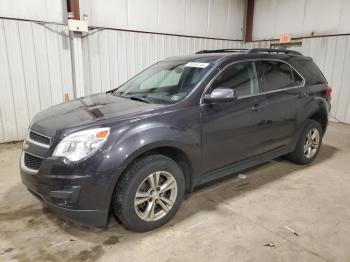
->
[184,62,210,68]
[171,95,181,101]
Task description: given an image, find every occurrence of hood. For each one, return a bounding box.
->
[30,93,165,138]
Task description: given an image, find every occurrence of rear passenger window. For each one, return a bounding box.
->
[258,61,303,92]
[210,61,259,98]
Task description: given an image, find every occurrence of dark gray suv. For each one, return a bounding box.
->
[20,48,331,232]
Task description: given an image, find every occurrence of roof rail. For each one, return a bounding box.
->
[195,48,302,56]
[195,48,248,54]
[246,48,302,56]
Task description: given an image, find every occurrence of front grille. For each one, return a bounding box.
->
[24,153,43,170]
[29,131,50,146]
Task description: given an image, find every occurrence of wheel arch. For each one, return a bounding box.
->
[105,142,196,221]
[300,95,329,133]
[309,109,328,135]
[117,144,195,193]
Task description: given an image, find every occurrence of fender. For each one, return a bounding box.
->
[291,95,329,150]
[301,95,329,122]
[93,108,202,203]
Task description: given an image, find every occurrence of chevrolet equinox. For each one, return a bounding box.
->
[20,48,331,232]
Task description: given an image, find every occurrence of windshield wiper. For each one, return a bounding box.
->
[127,96,150,104]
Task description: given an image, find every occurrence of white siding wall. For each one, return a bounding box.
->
[80,0,245,40]
[0,0,66,24]
[1,21,349,144]
[0,18,73,142]
[253,0,350,40]
[301,36,350,124]
[81,29,246,94]
[1,1,350,143]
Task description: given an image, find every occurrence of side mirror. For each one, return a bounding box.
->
[203,88,237,103]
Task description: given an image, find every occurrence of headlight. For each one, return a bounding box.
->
[53,127,110,162]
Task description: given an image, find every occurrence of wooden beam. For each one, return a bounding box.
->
[67,0,80,20]
[245,0,255,42]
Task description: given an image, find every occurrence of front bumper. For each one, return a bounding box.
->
[20,152,122,227]
[27,187,109,227]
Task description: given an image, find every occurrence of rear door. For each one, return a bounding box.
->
[255,60,305,152]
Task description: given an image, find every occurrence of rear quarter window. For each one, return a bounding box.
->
[295,60,327,85]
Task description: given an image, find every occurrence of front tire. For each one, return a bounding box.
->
[112,154,185,232]
[287,119,323,165]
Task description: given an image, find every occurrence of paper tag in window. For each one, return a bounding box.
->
[185,62,210,68]
[171,95,181,101]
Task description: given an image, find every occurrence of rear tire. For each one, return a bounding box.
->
[286,119,323,165]
[112,154,185,232]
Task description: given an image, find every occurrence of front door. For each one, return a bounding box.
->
[201,61,266,173]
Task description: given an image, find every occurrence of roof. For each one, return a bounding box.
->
[164,53,229,64]
[196,48,302,56]
[164,48,305,64]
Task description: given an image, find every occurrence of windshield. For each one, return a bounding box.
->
[113,60,213,104]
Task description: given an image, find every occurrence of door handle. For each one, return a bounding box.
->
[251,103,261,112]
[251,101,268,112]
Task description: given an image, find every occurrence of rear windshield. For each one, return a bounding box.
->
[296,60,327,85]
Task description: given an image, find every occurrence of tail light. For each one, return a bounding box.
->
[326,85,332,101]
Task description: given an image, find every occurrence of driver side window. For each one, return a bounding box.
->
[211,61,259,98]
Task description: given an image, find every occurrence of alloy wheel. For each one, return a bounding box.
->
[304,128,320,159]
[134,171,177,222]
